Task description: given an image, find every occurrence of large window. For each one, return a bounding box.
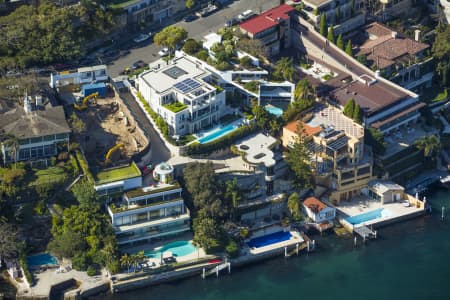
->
[166,205,182,216]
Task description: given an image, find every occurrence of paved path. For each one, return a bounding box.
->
[108,0,279,77]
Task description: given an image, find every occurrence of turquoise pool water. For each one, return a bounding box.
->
[27,253,58,267]
[265,106,283,117]
[345,208,384,225]
[247,231,292,248]
[198,124,238,144]
[144,241,196,258]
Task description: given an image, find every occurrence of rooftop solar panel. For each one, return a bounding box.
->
[174,78,201,93]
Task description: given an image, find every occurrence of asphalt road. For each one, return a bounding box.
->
[108,0,279,77]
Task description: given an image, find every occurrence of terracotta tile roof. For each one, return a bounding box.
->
[357,22,429,70]
[284,120,322,137]
[239,4,294,35]
[303,197,327,213]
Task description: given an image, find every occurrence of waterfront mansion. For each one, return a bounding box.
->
[137,55,226,136]
[107,162,190,246]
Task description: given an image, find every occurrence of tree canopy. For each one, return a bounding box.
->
[154,25,188,53]
[345,40,353,56]
[432,25,450,86]
[327,26,335,44]
[285,123,313,189]
[319,13,328,37]
[336,34,344,50]
[273,57,295,82]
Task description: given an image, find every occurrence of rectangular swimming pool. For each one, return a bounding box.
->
[247,231,292,248]
[198,124,238,144]
[27,253,59,267]
[345,208,384,225]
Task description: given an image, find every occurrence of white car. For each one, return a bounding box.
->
[158,48,170,56]
[133,33,150,43]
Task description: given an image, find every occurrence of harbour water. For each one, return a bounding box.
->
[99,187,450,300]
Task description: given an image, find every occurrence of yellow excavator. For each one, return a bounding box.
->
[105,143,124,164]
[74,92,99,111]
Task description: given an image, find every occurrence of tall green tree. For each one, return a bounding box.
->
[352,104,362,124]
[336,33,344,50]
[192,214,223,253]
[120,253,132,273]
[154,25,188,55]
[343,98,355,118]
[345,40,353,56]
[319,13,328,37]
[432,25,450,86]
[287,192,302,221]
[4,136,19,167]
[285,124,313,189]
[415,135,441,158]
[327,26,335,44]
[71,179,97,209]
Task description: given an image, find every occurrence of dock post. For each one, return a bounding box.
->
[216,265,219,278]
[363,235,366,243]
[374,231,377,239]
[296,243,299,255]
[354,236,357,247]
[312,240,315,250]
[284,246,287,257]
[307,241,310,252]
[228,262,231,274]
[442,206,445,221]
[202,268,205,279]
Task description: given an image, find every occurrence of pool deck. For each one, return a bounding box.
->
[246,230,305,255]
[334,195,425,229]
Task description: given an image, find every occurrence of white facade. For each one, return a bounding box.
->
[50,65,108,88]
[138,55,226,135]
[303,198,336,223]
[108,182,190,245]
[95,176,142,196]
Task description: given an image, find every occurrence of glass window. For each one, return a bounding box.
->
[19,139,29,145]
[56,133,68,140]
[44,135,55,141]
[30,137,42,144]
[137,212,148,222]
[149,209,161,219]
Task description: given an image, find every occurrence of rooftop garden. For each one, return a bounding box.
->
[163,101,187,113]
[125,181,181,198]
[94,162,141,185]
[106,0,140,9]
[109,198,183,213]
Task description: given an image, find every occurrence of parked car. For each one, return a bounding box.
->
[132,60,146,69]
[225,17,239,27]
[184,14,198,22]
[133,33,150,43]
[158,48,170,56]
[238,10,255,21]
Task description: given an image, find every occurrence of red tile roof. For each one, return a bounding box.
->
[303,197,327,214]
[239,4,294,35]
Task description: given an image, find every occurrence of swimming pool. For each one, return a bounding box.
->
[265,105,283,117]
[27,253,59,267]
[144,241,197,258]
[247,231,292,248]
[198,124,238,144]
[345,208,388,225]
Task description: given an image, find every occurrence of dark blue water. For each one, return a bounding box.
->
[98,188,450,300]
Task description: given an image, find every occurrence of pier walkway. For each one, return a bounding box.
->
[354,226,377,240]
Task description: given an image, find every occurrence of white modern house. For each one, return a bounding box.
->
[93,162,143,196]
[0,94,71,164]
[138,55,226,136]
[49,65,108,88]
[107,162,190,246]
[303,197,336,223]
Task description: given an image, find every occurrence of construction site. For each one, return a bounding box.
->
[59,84,149,167]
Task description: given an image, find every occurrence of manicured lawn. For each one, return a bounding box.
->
[94,162,141,184]
[163,101,187,113]
[30,167,68,186]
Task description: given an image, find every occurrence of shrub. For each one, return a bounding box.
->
[243,80,259,93]
[107,260,120,274]
[19,257,33,286]
[225,239,239,258]
[196,49,209,61]
[72,252,88,271]
[87,265,97,276]
[74,150,94,182]
[183,39,202,55]
[240,56,253,68]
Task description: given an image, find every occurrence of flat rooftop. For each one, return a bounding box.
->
[330,76,409,115]
[307,104,364,139]
[125,182,181,199]
[94,162,141,185]
[141,56,210,94]
[303,0,333,8]
[235,133,278,167]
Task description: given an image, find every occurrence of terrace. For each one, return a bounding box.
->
[93,162,141,185]
[162,101,187,113]
[382,123,438,156]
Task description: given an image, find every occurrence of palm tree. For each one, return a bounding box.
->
[225,179,243,220]
[274,57,295,82]
[4,136,20,168]
[120,254,131,273]
[136,251,145,270]
[415,135,441,158]
[130,254,138,272]
[294,78,314,102]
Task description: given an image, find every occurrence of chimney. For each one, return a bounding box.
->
[35,95,43,107]
[24,93,32,114]
[414,29,421,42]
[391,31,397,39]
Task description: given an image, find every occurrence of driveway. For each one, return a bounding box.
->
[108,0,279,77]
[119,90,171,165]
